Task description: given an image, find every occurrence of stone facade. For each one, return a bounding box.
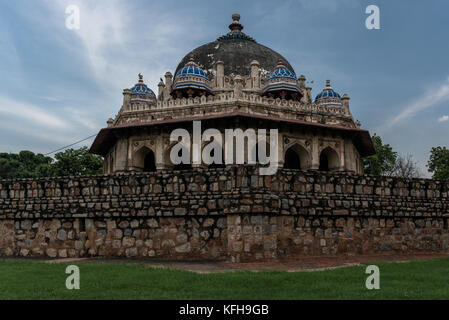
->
[1,167,448,261]
[90,14,375,175]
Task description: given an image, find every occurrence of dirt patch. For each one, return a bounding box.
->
[2,253,448,273]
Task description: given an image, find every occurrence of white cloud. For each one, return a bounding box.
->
[0,96,70,129]
[385,77,449,128]
[438,115,449,123]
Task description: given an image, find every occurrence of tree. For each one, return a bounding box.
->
[363,134,397,175]
[0,147,104,179]
[392,154,421,178]
[52,147,104,177]
[427,146,449,180]
[0,151,54,179]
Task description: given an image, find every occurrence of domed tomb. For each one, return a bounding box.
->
[175,13,295,78]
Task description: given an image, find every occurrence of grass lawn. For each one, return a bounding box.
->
[0,258,448,299]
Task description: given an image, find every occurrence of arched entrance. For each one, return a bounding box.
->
[134,146,156,172]
[319,147,340,171]
[284,148,301,169]
[143,150,156,172]
[283,144,310,169]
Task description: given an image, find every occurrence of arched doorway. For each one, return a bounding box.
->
[319,147,340,171]
[283,144,310,169]
[134,146,156,172]
[143,150,156,172]
[284,148,301,169]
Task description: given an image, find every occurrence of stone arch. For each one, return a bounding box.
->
[319,146,340,171]
[133,146,156,172]
[283,143,311,169]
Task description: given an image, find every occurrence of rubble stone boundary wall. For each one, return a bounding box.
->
[1,167,448,262]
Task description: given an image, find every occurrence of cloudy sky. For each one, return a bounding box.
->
[0,0,448,175]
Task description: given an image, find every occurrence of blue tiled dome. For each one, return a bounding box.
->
[173,57,211,93]
[130,74,156,100]
[263,60,300,96]
[175,63,209,81]
[266,66,297,82]
[315,80,342,106]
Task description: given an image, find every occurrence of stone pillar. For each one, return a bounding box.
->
[123,89,131,110]
[310,136,320,170]
[306,87,312,103]
[164,72,173,101]
[114,138,128,171]
[341,94,350,115]
[216,61,224,88]
[155,135,166,170]
[298,74,306,88]
[234,75,243,98]
[250,60,260,89]
[158,79,165,100]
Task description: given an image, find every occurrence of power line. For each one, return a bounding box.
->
[44,134,97,156]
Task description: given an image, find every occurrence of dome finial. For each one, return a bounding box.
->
[326,79,331,88]
[138,73,143,83]
[229,12,243,32]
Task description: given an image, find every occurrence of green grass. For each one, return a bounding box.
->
[0,258,448,299]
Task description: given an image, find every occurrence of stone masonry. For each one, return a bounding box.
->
[0,167,448,262]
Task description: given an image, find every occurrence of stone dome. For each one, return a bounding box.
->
[130,74,156,100]
[315,80,342,106]
[263,59,300,95]
[173,57,211,92]
[175,13,295,78]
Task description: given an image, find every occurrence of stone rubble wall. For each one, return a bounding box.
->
[0,167,448,262]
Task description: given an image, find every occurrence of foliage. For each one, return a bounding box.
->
[363,134,397,176]
[427,146,449,180]
[0,147,103,179]
[52,147,104,177]
[0,151,54,179]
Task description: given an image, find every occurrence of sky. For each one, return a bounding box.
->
[0,0,448,176]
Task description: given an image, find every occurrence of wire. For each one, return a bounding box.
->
[44,134,97,156]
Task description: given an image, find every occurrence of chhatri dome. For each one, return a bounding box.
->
[172,56,212,98]
[130,73,156,100]
[262,59,301,100]
[91,13,375,176]
[315,80,342,107]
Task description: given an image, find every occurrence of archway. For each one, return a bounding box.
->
[133,146,156,172]
[319,147,340,171]
[284,148,301,169]
[283,144,310,169]
[143,150,156,172]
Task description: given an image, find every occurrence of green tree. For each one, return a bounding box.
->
[427,146,449,180]
[363,134,397,175]
[52,146,103,177]
[0,151,54,179]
